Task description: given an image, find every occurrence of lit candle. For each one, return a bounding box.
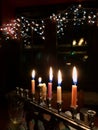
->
[38,77,42,85]
[71,66,78,108]
[48,67,53,100]
[31,70,35,94]
[38,77,43,92]
[38,77,43,102]
[57,70,62,103]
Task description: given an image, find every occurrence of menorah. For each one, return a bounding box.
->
[15,86,97,130]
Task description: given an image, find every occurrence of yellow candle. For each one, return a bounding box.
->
[38,78,43,100]
[71,66,78,108]
[42,83,47,100]
[31,70,35,94]
[57,86,62,103]
[57,70,62,103]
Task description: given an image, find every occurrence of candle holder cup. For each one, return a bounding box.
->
[31,93,35,102]
[43,99,47,106]
[39,94,43,105]
[42,92,47,106]
[87,109,96,128]
[38,85,43,105]
[39,95,47,106]
[70,106,78,119]
[47,98,52,109]
[57,102,62,113]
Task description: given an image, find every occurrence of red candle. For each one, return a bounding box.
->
[57,70,62,103]
[71,66,78,108]
[31,70,35,94]
[48,67,53,100]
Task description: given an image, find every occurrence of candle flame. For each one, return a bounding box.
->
[32,70,35,78]
[72,66,77,84]
[58,70,62,85]
[38,77,42,83]
[49,67,53,82]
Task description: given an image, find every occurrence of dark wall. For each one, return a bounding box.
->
[0,39,20,94]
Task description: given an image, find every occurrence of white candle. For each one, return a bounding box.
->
[48,67,53,100]
[71,66,78,108]
[57,70,62,103]
[31,70,35,94]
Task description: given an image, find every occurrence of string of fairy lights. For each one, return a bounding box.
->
[0,4,98,45]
